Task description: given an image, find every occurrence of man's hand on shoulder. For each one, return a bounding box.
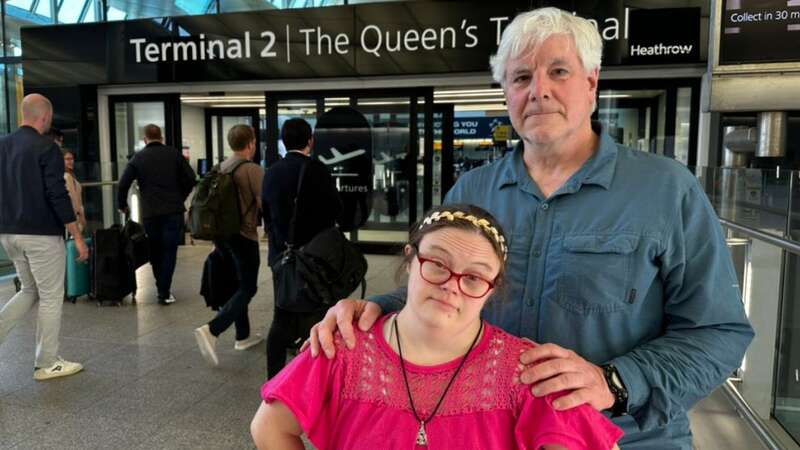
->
[518,342,614,412]
[304,299,382,359]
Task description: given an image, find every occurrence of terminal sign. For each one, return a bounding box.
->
[21,1,708,87]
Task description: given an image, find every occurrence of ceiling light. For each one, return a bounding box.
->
[440,98,506,104]
[598,94,633,99]
[435,88,503,95]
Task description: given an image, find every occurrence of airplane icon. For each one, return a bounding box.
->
[374,151,395,165]
[318,147,366,165]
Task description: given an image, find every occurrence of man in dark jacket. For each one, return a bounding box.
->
[118,124,195,305]
[0,93,89,381]
[262,118,342,377]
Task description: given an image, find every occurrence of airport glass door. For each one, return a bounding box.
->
[596,78,700,167]
[109,94,182,179]
[266,89,434,252]
[0,245,12,277]
[204,108,261,169]
[108,94,182,223]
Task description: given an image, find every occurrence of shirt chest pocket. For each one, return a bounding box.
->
[555,234,639,315]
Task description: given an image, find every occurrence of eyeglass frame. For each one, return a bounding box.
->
[414,253,496,299]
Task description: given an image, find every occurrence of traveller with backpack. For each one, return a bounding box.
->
[118,124,196,305]
[194,124,265,366]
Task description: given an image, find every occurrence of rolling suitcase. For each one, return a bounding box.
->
[65,237,92,303]
[92,226,136,306]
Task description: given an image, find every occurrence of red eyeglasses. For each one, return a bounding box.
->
[415,254,495,298]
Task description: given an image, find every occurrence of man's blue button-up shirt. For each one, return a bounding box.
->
[375,124,753,449]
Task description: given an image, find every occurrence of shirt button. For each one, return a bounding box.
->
[541,203,549,211]
[533,250,541,257]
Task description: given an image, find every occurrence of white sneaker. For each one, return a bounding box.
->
[159,294,177,305]
[34,358,83,381]
[234,334,264,351]
[194,324,218,366]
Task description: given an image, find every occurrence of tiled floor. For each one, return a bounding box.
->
[0,243,765,449]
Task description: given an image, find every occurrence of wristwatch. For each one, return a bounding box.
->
[601,364,629,417]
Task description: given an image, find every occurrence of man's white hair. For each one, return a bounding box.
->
[490,7,603,85]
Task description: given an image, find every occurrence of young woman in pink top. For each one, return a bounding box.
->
[251,204,623,450]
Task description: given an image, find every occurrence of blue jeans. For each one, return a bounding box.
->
[209,234,260,340]
[142,213,183,299]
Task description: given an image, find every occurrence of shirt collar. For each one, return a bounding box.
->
[498,121,618,192]
[287,150,310,158]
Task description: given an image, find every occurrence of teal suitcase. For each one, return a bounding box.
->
[66,238,92,302]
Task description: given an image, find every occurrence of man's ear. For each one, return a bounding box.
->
[587,67,600,97]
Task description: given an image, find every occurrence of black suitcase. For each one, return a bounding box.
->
[92,225,136,306]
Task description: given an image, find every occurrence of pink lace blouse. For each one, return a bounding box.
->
[261,314,623,449]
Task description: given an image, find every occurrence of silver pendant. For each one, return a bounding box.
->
[416,421,428,446]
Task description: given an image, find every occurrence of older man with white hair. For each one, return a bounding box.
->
[0,93,88,380]
[307,7,753,449]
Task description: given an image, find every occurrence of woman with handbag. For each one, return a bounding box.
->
[63,148,86,232]
[250,204,623,450]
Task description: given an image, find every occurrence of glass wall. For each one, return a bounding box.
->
[209,114,254,163]
[354,99,414,243]
[266,89,431,249]
[674,87,692,165]
[596,80,700,166]
[776,246,800,444]
[0,243,13,277]
[692,165,800,445]
[106,0,216,21]
[597,89,667,153]
[0,65,10,134]
[221,0,345,13]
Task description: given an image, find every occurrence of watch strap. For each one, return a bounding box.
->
[602,364,629,417]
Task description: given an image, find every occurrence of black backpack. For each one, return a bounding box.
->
[189,160,250,241]
[271,162,367,312]
[122,219,149,271]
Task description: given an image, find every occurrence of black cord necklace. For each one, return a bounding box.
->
[393,314,484,447]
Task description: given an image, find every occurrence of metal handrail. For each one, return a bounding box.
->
[709,196,800,222]
[719,219,800,256]
[722,380,782,450]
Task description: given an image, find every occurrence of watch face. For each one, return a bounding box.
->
[610,371,624,389]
